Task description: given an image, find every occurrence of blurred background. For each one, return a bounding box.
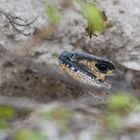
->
[0,0,140,140]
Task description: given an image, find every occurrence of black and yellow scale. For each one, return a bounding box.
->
[58,51,116,90]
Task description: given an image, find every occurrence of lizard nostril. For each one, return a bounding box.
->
[70,54,76,61]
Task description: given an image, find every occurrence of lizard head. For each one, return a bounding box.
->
[58,51,116,90]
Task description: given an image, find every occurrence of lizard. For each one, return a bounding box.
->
[58,50,116,91]
[58,51,128,106]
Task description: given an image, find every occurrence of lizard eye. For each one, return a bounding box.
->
[95,63,109,73]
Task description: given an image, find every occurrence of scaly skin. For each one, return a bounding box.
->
[58,51,116,90]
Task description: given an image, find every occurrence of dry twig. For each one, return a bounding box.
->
[0,10,38,36]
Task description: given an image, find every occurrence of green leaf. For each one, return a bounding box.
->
[0,105,15,119]
[14,130,47,140]
[107,93,137,113]
[0,119,9,129]
[46,1,61,25]
[81,2,109,38]
[0,105,16,129]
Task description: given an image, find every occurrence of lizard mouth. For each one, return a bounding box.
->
[58,51,96,79]
[58,51,116,88]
